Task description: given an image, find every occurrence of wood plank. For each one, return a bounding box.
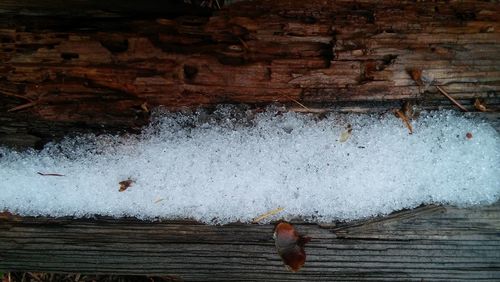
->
[0,0,499,149]
[1,202,500,281]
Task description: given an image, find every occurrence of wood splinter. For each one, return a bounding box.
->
[395,109,413,134]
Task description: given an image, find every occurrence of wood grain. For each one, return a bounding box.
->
[1,202,499,281]
[0,0,499,148]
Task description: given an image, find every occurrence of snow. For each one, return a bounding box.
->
[0,107,499,224]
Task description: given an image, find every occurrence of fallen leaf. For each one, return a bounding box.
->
[273,222,311,272]
[252,207,284,223]
[339,124,352,142]
[402,101,420,120]
[409,68,423,86]
[474,98,487,112]
[119,178,134,192]
[466,132,473,139]
[37,172,64,177]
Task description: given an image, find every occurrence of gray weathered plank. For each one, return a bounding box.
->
[1,202,499,281]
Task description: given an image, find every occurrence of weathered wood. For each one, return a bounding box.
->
[1,0,499,148]
[1,202,500,281]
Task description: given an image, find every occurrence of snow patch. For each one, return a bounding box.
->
[0,107,499,224]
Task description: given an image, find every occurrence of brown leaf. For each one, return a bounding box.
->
[119,179,134,192]
[273,222,311,272]
[409,68,423,86]
[474,98,487,112]
[402,101,419,120]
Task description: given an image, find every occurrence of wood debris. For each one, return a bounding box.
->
[339,124,352,142]
[119,179,134,192]
[395,109,413,134]
[141,102,150,113]
[474,98,488,112]
[252,207,284,223]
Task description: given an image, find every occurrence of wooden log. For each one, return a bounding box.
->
[1,202,500,281]
[0,0,499,148]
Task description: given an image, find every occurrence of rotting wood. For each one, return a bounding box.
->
[0,202,499,281]
[0,0,499,148]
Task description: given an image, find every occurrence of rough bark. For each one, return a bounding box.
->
[0,0,499,148]
[1,202,500,281]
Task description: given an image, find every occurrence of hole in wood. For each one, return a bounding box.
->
[183,65,198,80]
[60,52,79,60]
[382,54,398,66]
[100,39,129,53]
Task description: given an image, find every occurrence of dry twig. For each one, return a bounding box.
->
[395,109,413,134]
[7,100,39,112]
[435,85,468,112]
[0,92,33,102]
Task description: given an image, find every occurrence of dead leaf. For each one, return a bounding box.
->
[395,109,413,134]
[119,178,134,192]
[466,132,473,139]
[474,98,487,112]
[409,68,423,86]
[402,101,420,120]
[273,222,311,272]
[339,124,353,142]
[37,172,64,177]
[252,207,284,223]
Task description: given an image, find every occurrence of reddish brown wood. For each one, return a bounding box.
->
[0,0,499,147]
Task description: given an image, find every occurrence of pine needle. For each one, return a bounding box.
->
[284,95,311,111]
[37,172,65,177]
[253,207,284,223]
[435,85,468,112]
[7,100,39,112]
[395,109,413,134]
